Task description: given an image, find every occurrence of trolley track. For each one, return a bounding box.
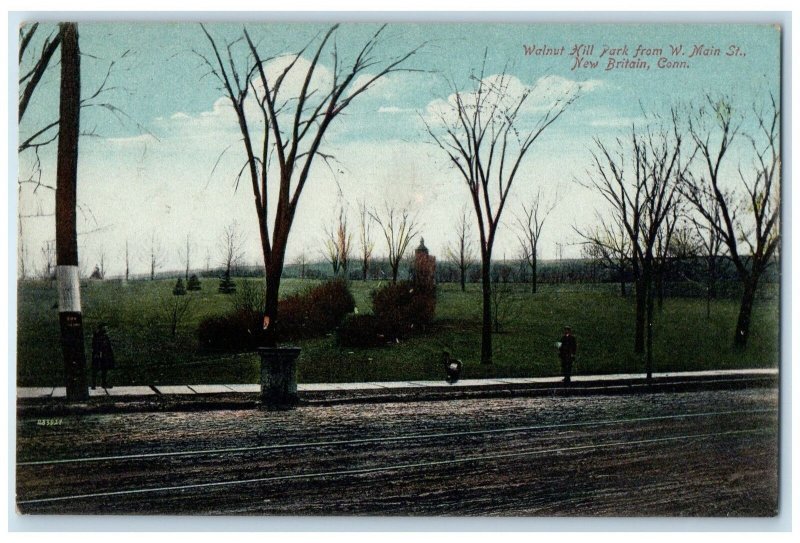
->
[16,389,779,515]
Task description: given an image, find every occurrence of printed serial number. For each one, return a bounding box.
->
[36,419,63,426]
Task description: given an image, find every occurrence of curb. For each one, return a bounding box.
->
[16,372,778,417]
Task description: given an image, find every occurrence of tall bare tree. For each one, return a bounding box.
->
[515,188,558,294]
[124,239,130,281]
[39,240,56,281]
[370,203,419,284]
[577,212,632,296]
[294,251,308,280]
[323,207,352,277]
[219,221,246,277]
[425,62,579,364]
[652,204,682,309]
[179,234,193,281]
[682,95,780,348]
[199,24,421,345]
[579,112,689,378]
[19,23,62,124]
[97,249,106,279]
[689,196,726,319]
[147,233,165,281]
[446,205,476,292]
[357,201,375,281]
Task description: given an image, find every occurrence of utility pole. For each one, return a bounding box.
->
[55,23,88,401]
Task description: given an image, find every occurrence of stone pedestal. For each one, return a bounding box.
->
[259,347,300,410]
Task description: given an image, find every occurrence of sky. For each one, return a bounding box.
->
[16,22,781,278]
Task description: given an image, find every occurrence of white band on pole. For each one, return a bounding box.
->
[56,265,81,313]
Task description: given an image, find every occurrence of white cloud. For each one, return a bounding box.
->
[422,72,601,129]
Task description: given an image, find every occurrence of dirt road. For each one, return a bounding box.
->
[16,387,778,516]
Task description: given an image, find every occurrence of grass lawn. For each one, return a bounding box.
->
[16,278,780,387]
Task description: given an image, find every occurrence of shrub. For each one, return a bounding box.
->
[371,280,436,338]
[233,279,265,326]
[197,311,260,351]
[197,278,355,350]
[277,278,355,340]
[337,314,389,348]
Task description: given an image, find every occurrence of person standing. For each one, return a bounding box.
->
[558,326,577,383]
[91,323,115,389]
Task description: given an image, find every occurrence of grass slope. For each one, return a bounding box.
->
[16,278,779,386]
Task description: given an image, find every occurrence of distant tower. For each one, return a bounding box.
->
[414,237,436,288]
[416,237,429,257]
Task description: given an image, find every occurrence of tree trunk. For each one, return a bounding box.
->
[460,264,466,292]
[391,264,399,284]
[55,23,88,401]
[531,256,538,294]
[634,277,646,354]
[656,271,664,310]
[645,278,655,381]
[734,276,758,349]
[620,277,626,297]
[263,263,282,348]
[706,256,717,319]
[481,259,493,364]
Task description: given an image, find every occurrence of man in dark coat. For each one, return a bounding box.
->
[558,326,577,383]
[92,324,115,389]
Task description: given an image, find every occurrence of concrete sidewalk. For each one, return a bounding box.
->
[16,368,779,415]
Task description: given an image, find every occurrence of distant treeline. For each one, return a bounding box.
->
[52,255,777,301]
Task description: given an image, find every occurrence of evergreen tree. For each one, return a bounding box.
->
[218,269,236,294]
[187,273,201,291]
[173,277,187,295]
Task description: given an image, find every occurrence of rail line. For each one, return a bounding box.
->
[18,407,776,467]
[17,427,772,506]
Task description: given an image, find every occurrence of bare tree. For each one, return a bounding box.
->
[424,60,579,364]
[18,23,62,124]
[19,232,29,281]
[515,188,558,294]
[579,112,689,378]
[689,196,726,318]
[357,201,375,281]
[99,249,106,279]
[490,274,517,333]
[294,252,308,280]
[577,212,632,296]
[161,293,193,338]
[370,203,419,284]
[19,23,140,165]
[39,240,56,281]
[445,205,476,292]
[178,234,193,281]
[147,233,165,281]
[294,251,308,279]
[323,206,352,277]
[198,24,421,345]
[219,221,246,277]
[652,205,682,309]
[683,95,780,348]
[124,239,130,281]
